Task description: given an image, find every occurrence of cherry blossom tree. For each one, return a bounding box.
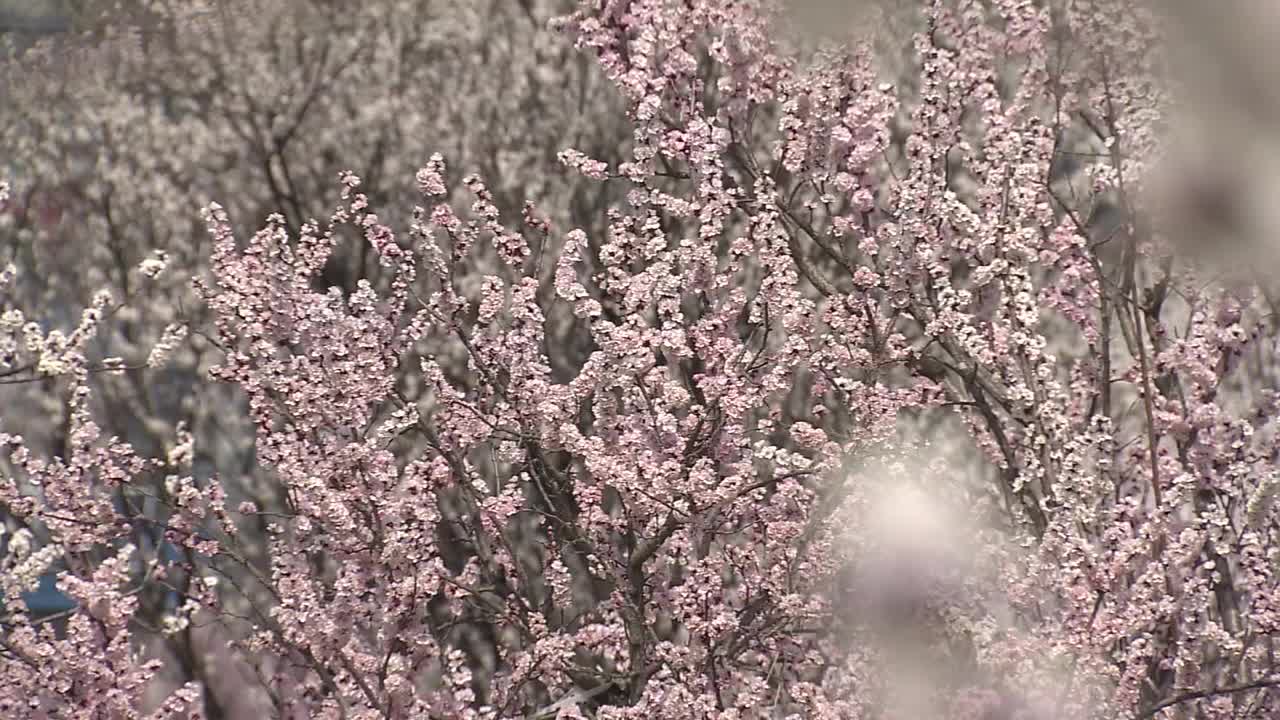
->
[3,0,1280,718]
[0,0,629,524]
[2,0,630,707]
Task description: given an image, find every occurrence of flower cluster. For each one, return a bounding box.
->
[2,0,1279,718]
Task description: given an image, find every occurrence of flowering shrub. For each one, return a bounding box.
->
[0,0,629,556]
[3,1,1280,718]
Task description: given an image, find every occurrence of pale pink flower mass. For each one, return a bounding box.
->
[0,0,1278,718]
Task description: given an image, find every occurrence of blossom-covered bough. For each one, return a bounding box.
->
[2,0,1280,718]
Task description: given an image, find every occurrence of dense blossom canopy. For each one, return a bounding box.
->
[2,0,1279,718]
